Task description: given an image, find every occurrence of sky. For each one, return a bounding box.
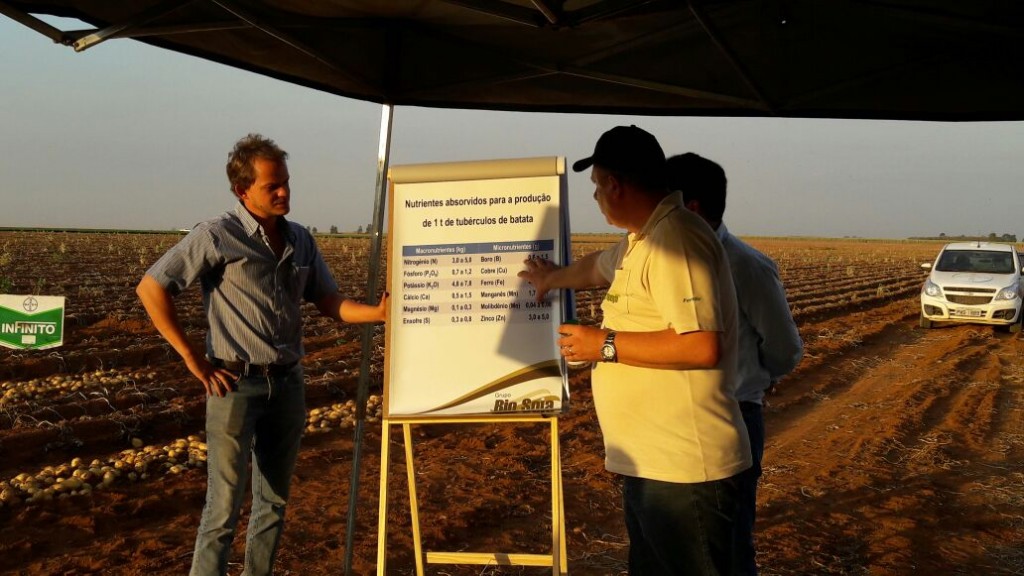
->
[3,17,1024,239]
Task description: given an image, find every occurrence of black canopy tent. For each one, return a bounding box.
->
[3,0,1023,120]
[4,1,1022,573]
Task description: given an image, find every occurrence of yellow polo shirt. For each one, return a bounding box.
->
[593,192,751,483]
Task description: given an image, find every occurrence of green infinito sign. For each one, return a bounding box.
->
[0,295,66,350]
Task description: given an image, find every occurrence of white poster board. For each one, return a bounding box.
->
[385,157,571,418]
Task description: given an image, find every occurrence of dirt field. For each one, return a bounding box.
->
[1,232,1022,575]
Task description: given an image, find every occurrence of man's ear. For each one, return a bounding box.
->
[606,173,624,197]
[232,185,246,200]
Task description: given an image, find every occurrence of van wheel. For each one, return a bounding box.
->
[919,313,933,329]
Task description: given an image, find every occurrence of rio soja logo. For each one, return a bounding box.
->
[0,295,65,350]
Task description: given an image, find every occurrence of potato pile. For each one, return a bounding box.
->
[0,369,156,405]
[305,394,383,434]
[0,435,206,509]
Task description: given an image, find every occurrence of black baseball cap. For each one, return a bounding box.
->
[572,125,667,184]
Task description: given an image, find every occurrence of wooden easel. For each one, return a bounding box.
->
[377,414,568,575]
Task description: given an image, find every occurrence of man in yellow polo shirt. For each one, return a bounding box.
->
[519,125,751,575]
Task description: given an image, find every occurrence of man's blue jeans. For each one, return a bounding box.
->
[734,401,765,575]
[622,472,741,576]
[190,366,306,576]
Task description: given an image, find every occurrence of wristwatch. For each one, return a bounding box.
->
[600,331,618,363]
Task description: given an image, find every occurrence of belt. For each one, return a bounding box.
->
[210,357,298,377]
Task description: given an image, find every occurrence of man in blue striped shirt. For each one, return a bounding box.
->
[669,152,803,576]
[136,133,386,576]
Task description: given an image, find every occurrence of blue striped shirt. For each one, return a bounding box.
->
[716,223,803,404]
[146,203,339,365]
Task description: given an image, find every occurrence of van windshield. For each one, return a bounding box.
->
[936,250,1016,274]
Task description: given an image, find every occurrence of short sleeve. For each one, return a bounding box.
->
[145,223,221,296]
[647,227,724,334]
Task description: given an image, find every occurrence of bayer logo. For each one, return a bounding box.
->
[22,296,39,312]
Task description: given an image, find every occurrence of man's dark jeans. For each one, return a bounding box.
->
[623,472,741,575]
[735,401,765,576]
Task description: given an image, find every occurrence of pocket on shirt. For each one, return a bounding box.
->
[290,265,311,300]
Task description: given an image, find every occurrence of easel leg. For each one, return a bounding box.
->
[379,416,569,574]
[405,423,426,576]
[551,417,568,575]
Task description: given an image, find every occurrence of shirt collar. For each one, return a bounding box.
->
[716,221,730,242]
[632,191,683,241]
[233,202,293,242]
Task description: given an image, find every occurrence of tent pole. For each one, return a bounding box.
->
[0,2,68,43]
[345,102,394,576]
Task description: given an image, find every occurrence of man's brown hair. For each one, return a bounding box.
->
[226,133,288,196]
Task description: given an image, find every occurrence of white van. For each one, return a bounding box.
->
[920,242,1023,332]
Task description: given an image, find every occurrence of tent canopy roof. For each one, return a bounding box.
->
[5,0,1024,120]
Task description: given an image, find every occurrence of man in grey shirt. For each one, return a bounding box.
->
[136,133,386,576]
[668,152,803,576]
